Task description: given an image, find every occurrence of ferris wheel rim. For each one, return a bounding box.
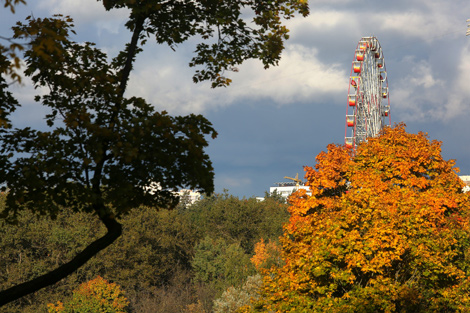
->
[345,36,391,152]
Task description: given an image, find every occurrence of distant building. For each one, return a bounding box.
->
[269,181,310,200]
[177,189,201,206]
[145,183,201,205]
[460,175,470,192]
[264,175,470,200]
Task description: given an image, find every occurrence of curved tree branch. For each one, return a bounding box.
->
[0,215,122,306]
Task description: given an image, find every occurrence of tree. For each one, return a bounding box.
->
[187,192,290,254]
[47,276,129,313]
[256,124,470,312]
[213,274,262,313]
[0,0,309,305]
[191,236,255,292]
[0,199,107,313]
[250,238,283,273]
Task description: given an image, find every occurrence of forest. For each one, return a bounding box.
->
[0,192,289,312]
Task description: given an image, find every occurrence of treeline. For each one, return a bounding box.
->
[0,192,288,313]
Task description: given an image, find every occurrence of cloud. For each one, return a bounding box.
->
[392,41,470,123]
[289,10,349,31]
[127,44,347,115]
[9,77,51,129]
[376,11,459,43]
[392,58,445,121]
[222,44,347,103]
[443,43,470,120]
[374,0,470,43]
[36,0,129,35]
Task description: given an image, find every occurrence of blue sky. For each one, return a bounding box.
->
[3,0,470,198]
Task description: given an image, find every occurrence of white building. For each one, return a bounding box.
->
[460,175,470,193]
[269,181,310,200]
[177,189,201,206]
[268,175,470,199]
[145,183,201,205]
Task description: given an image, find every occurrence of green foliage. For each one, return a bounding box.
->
[0,203,106,312]
[0,192,287,311]
[0,206,198,311]
[95,206,198,292]
[47,276,129,313]
[187,193,290,254]
[191,236,255,292]
[263,189,286,204]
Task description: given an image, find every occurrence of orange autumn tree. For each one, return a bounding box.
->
[255,123,470,312]
[251,238,283,272]
[48,276,129,313]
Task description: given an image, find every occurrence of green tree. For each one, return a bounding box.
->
[187,193,290,254]
[264,189,286,204]
[0,198,108,312]
[191,236,255,294]
[0,0,308,305]
[96,206,198,293]
[256,124,470,312]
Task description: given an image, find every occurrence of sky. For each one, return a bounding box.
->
[2,0,470,198]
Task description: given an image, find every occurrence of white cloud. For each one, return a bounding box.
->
[379,12,433,39]
[289,10,348,30]
[392,59,445,121]
[407,60,442,89]
[127,44,347,115]
[392,42,470,123]
[37,0,129,35]
[443,44,470,120]
[374,1,467,42]
[9,77,51,129]
[229,45,347,102]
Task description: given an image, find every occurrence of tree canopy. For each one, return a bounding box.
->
[0,193,289,312]
[0,0,309,305]
[255,124,470,312]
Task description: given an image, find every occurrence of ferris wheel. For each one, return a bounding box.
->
[345,36,391,152]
